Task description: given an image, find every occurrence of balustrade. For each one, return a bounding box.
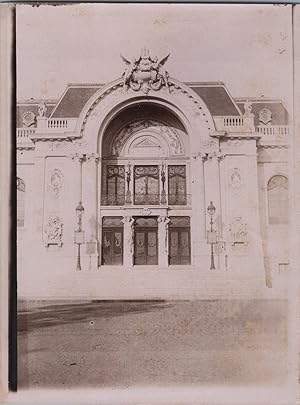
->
[256,125,290,136]
[17,128,36,139]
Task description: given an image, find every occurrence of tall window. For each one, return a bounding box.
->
[168,165,187,205]
[168,216,191,265]
[267,175,288,224]
[103,165,125,205]
[134,165,159,205]
[17,177,25,227]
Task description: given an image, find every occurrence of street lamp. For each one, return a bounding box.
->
[75,201,85,271]
[207,201,217,270]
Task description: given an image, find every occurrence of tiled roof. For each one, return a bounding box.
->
[50,85,103,118]
[189,84,241,116]
[18,84,288,125]
[236,99,289,126]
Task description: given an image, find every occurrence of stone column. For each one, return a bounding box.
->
[158,215,170,268]
[81,153,100,270]
[122,216,134,268]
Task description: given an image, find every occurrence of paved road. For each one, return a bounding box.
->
[18,300,288,388]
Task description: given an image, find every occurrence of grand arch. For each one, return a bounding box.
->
[74,77,222,270]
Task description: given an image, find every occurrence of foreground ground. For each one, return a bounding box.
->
[18,299,288,388]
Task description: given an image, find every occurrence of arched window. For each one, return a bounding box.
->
[17,177,25,227]
[267,175,288,225]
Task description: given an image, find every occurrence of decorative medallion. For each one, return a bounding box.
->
[230,168,242,190]
[258,108,272,125]
[22,111,36,127]
[48,169,64,197]
[45,215,63,247]
[121,47,170,94]
[17,177,25,192]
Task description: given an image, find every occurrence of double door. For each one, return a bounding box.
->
[102,228,123,265]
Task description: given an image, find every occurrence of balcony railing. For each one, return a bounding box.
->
[17,128,36,139]
[213,116,254,133]
[35,117,77,133]
[256,125,290,136]
[101,195,125,206]
[134,193,160,205]
[101,193,190,206]
[17,128,36,147]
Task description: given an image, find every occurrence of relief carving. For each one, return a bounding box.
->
[121,48,170,94]
[228,217,248,246]
[22,111,36,127]
[48,169,64,197]
[230,168,242,191]
[258,108,272,125]
[112,119,183,157]
[45,215,63,247]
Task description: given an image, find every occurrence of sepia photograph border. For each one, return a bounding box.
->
[0,2,300,405]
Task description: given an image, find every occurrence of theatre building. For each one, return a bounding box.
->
[16,50,291,299]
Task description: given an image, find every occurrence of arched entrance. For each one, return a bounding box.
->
[78,78,216,273]
[99,102,191,268]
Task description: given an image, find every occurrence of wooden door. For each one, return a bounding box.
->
[134,228,158,265]
[102,228,123,265]
[169,228,191,265]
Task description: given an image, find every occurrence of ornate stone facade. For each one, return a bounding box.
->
[16,54,290,299]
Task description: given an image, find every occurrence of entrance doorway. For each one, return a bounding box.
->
[168,216,191,265]
[134,217,158,265]
[101,217,123,265]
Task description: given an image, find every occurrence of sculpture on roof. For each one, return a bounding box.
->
[121,48,170,94]
[243,99,254,117]
[38,102,47,117]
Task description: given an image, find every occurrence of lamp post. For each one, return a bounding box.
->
[75,201,85,271]
[207,201,217,270]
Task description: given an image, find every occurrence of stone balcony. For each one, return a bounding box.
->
[256,125,290,145]
[17,128,35,148]
[213,115,255,133]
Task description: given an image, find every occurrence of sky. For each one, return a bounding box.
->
[16,4,293,111]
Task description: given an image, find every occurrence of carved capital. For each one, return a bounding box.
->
[122,216,135,227]
[158,215,170,229]
[85,153,100,163]
[70,152,84,163]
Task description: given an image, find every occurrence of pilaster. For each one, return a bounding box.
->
[81,153,100,269]
[122,216,134,268]
[158,215,170,267]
